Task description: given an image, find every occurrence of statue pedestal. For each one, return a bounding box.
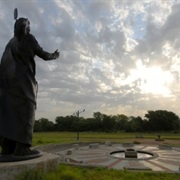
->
[0,152,59,180]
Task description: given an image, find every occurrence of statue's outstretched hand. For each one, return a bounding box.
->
[53,49,60,59]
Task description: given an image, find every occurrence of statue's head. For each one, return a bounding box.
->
[14,18,30,40]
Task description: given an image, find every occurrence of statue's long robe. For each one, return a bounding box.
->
[0,33,55,146]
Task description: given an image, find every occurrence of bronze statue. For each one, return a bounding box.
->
[0,9,60,162]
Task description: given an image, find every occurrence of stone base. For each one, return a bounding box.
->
[0,151,43,162]
[125,149,137,158]
[0,152,59,180]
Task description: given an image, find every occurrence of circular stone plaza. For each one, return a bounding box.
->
[38,142,180,172]
[0,142,180,179]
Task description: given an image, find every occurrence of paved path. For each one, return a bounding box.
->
[55,143,180,172]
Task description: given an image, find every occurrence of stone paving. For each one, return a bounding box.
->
[53,143,180,172]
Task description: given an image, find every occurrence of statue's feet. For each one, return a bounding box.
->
[0,143,43,162]
[0,138,16,155]
[0,149,43,162]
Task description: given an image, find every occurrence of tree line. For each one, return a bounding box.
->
[34,110,180,132]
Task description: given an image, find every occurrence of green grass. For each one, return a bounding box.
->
[17,164,180,180]
[32,131,180,146]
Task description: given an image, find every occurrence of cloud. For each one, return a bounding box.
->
[1,0,180,121]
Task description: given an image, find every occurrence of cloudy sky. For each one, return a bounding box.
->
[1,0,180,121]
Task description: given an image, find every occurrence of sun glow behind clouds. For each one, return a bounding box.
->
[127,60,173,96]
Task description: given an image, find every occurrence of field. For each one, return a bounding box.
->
[32,131,180,146]
[17,132,180,180]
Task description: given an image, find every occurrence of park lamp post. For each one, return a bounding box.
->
[73,109,85,141]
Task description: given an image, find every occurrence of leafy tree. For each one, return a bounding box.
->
[113,114,128,131]
[34,118,54,132]
[55,116,76,131]
[132,116,143,132]
[34,120,42,132]
[145,110,180,131]
[34,110,180,132]
[81,118,102,131]
[102,115,115,132]
[93,112,104,121]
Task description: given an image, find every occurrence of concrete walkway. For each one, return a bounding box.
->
[52,143,180,173]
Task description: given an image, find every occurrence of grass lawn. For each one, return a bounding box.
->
[32,131,180,146]
[17,163,180,180]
